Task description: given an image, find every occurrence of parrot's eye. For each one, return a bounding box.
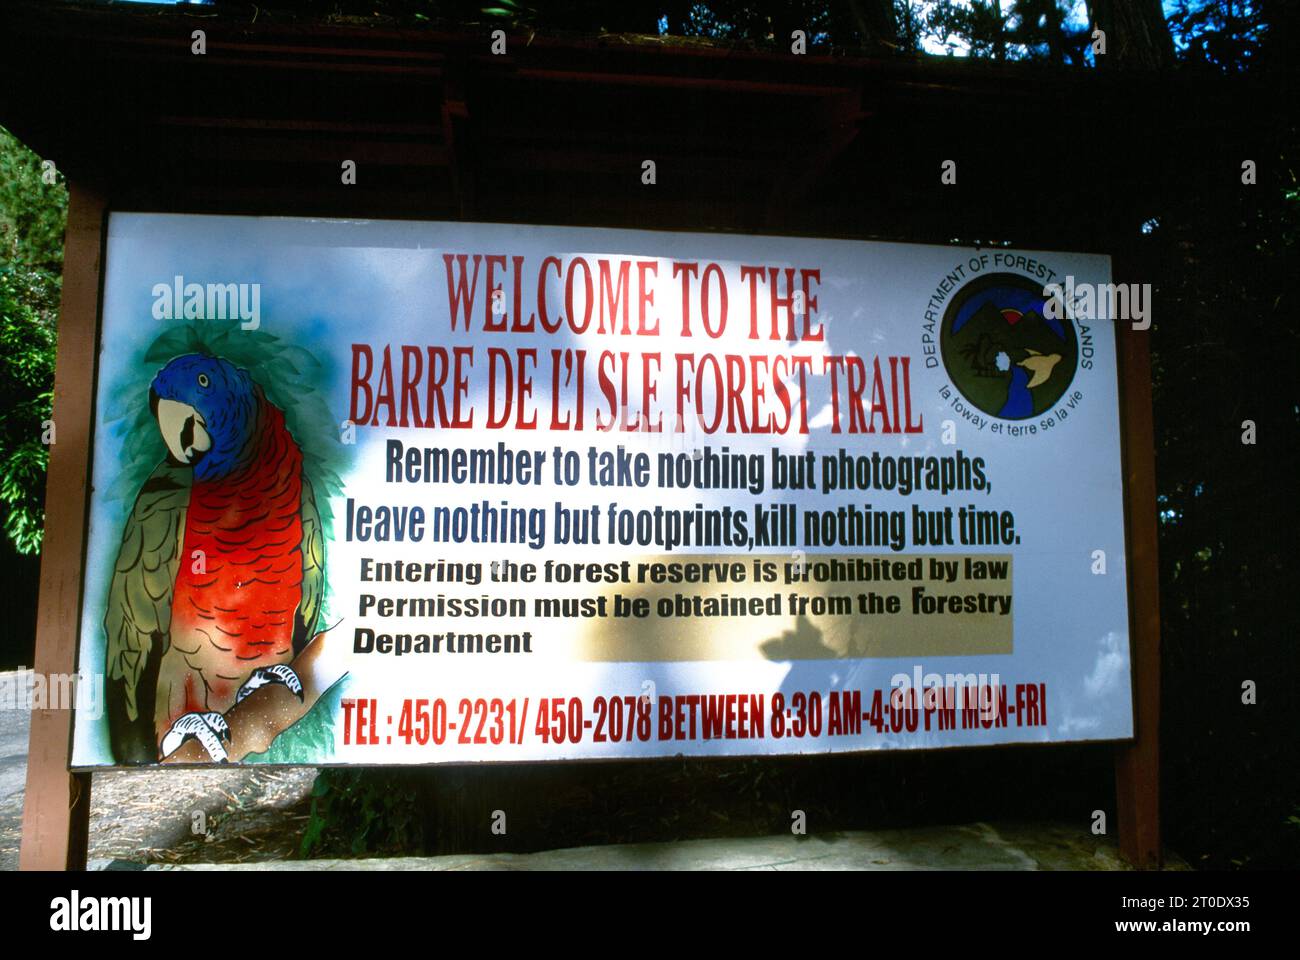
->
[197,374,210,387]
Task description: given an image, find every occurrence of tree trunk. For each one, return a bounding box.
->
[1088,0,1176,68]
[846,0,900,51]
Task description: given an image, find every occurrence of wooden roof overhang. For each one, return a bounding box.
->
[0,1,1279,250]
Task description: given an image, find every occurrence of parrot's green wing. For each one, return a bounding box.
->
[294,475,326,653]
[104,460,191,763]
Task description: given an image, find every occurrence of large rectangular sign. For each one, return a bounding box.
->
[72,214,1134,766]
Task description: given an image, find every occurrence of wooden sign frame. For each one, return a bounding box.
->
[20,187,1162,870]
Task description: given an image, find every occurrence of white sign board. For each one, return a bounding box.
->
[72,214,1134,766]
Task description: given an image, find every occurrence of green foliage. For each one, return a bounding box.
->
[299,768,427,857]
[0,126,68,271]
[1142,109,1299,869]
[1167,0,1268,71]
[0,125,65,555]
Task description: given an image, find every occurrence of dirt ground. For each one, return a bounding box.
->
[0,767,317,869]
[0,759,1194,870]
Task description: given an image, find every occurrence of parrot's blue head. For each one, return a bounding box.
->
[150,354,259,482]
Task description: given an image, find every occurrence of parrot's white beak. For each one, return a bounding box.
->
[155,397,212,465]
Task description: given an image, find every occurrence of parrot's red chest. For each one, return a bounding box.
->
[170,404,304,672]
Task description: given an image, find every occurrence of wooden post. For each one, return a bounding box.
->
[1113,296,1163,869]
[19,182,106,871]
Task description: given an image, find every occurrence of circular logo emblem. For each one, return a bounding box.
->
[940,272,1078,420]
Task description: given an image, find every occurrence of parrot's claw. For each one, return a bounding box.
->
[160,711,232,763]
[236,664,304,705]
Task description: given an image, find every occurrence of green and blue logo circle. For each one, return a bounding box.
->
[940,272,1078,420]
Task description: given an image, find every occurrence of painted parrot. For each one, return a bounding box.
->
[104,353,325,763]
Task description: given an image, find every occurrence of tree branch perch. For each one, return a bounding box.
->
[162,628,344,764]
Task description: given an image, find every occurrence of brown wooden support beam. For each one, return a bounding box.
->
[1113,272,1163,869]
[19,182,106,871]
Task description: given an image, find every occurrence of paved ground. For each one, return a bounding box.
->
[0,678,32,869]
[0,686,28,807]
